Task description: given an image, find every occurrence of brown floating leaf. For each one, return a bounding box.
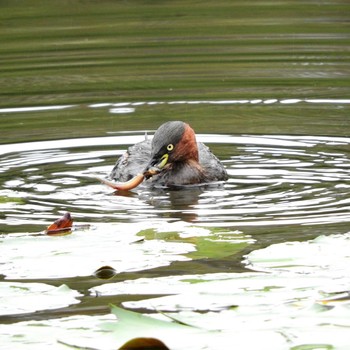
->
[118,337,170,350]
[93,265,117,279]
[45,212,73,235]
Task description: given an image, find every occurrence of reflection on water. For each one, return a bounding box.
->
[1,130,349,239]
[1,98,350,115]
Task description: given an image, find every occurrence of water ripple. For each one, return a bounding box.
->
[0,134,349,233]
[1,98,349,116]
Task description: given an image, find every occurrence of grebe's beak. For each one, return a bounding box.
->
[143,153,169,179]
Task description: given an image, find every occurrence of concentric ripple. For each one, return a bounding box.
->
[0,134,349,235]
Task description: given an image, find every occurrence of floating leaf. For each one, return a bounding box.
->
[290,344,334,350]
[186,236,250,260]
[103,304,203,349]
[0,314,118,350]
[93,265,117,279]
[45,212,73,235]
[0,282,81,315]
[246,233,350,276]
[138,225,253,260]
[0,222,193,279]
[119,337,169,350]
[109,304,197,331]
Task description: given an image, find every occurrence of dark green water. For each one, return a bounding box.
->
[0,1,350,349]
[1,0,349,143]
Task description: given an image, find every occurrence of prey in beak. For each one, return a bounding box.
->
[98,160,163,191]
[142,149,172,179]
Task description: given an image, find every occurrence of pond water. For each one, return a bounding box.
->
[0,1,350,349]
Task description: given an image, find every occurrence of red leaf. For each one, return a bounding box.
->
[45,212,73,235]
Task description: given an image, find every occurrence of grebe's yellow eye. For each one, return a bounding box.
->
[167,144,174,151]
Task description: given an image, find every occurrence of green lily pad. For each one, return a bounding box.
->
[186,235,251,259]
[0,222,194,279]
[246,232,350,277]
[138,224,253,260]
[0,282,81,315]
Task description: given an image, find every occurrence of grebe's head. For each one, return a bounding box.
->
[143,121,198,178]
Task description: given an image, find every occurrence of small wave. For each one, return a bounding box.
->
[0,133,349,232]
[1,98,349,115]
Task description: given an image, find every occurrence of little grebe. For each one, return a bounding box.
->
[101,121,227,190]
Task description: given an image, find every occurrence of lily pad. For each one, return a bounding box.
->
[102,305,286,350]
[90,233,350,349]
[0,314,117,350]
[119,337,170,350]
[0,282,81,315]
[138,224,253,260]
[93,266,118,279]
[246,232,350,278]
[0,222,194,279]
[186,235,251,260]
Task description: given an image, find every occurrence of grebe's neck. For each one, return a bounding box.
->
[172,124,199,163]
[164,158,205,185]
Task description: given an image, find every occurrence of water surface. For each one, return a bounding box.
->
[0,1,350,349]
